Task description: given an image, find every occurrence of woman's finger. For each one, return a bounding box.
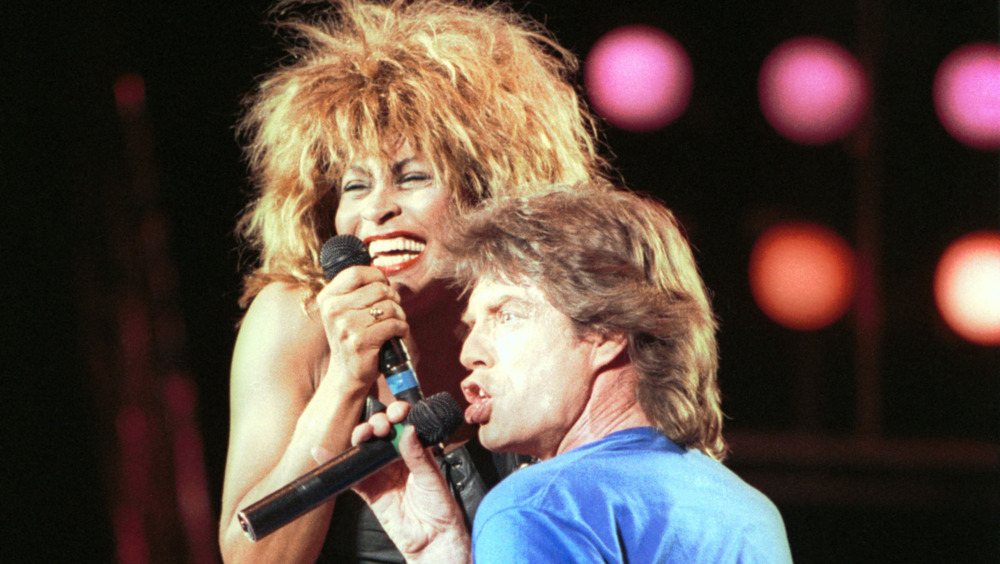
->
[364,298,406,326]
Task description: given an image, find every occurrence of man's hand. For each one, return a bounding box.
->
[319,401,472,563]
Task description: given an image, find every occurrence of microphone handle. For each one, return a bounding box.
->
[391,386,423,405]
[238,427,403,542]
[379,338,423,403]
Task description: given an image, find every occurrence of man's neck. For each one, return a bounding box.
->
[551,364,650,459]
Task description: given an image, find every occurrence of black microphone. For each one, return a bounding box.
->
[237,392,463,541]
[320,234,423,404]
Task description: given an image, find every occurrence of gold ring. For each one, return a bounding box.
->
[369,307,384,321]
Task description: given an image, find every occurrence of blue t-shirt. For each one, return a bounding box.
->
[472,427,792,563]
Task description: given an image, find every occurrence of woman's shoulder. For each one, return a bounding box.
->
[234,282,327,379]
[243,281,320,328]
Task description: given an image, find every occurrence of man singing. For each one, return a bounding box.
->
[346,186,793,563]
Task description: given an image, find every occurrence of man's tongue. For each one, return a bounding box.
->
[464,399,492,425]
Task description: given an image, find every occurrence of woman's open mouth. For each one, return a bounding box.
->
[367,236,426,274]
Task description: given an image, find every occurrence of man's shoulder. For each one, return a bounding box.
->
[478,428,665,515]
[480,427,782,526]
[472,430,792,563]
[478,452,571,512]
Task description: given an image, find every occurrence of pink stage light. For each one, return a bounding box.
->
[933,42,1000,150]
[749,221,857,331]
[934,231,1000,346]
[758,37,869,145]
[584,25,693,132]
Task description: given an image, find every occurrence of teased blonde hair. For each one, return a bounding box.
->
[236,0,608,304]
[448,186,726,459]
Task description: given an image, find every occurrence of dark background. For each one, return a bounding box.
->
[4,1,997,562]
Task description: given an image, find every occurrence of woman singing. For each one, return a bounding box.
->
[218,1,609,562]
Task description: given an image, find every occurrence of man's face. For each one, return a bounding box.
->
[459,277,605,460]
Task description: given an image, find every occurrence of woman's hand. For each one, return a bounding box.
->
[315,265,408,389]
[326,401,472,564]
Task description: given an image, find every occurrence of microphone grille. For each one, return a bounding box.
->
[320,235,371,280]
[408,393,464,446]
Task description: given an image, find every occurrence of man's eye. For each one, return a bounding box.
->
[498,311,517,324]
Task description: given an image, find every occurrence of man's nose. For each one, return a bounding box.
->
[459,324,490,370]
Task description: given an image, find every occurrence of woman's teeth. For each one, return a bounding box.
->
[368,237,426,254]
[372,253,420,267]
[368,237,426,267]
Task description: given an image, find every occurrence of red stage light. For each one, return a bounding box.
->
[749,221,857,331]
[758,37,869,145]
[114,73,146,112]
[933,42,1000,150]
[584,25,693,132]
[934,231,1000,346]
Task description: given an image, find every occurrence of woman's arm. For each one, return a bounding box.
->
[219,270,405,563]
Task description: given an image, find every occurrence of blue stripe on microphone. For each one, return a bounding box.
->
[386,369,419,396]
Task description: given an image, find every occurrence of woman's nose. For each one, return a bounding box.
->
[360,185,402,225]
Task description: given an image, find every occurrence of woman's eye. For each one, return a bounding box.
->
[342,181,368,193]
[498,311,517,324]
[399,173,432,185]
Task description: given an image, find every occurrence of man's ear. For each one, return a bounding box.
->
[586,332,628,372]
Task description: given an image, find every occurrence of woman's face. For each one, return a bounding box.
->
[334,141,453,312]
